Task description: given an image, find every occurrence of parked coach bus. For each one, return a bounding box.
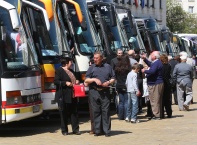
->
[0,0,50,123]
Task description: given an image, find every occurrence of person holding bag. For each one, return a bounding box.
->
[54,56,80,136]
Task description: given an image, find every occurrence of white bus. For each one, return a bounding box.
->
[0,0,50,123]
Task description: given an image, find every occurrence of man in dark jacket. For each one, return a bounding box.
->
[168,55,179,105]
[141,51,164,119]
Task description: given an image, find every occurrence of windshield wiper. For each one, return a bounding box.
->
[14,69,32,78]
[14,65,41,78]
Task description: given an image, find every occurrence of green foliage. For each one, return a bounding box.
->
[166,0,197,33]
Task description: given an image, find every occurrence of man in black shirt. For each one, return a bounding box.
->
[85,51,115,137]
[110,49,123,70]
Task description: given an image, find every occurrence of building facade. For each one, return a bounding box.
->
[113,0,167,26]
[176,0,197,17]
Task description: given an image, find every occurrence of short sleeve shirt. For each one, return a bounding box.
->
[85,63,115,86]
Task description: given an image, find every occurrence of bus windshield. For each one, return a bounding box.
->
[122,18,139,49]
[0,7,38,70]
[150,33,164,52]
[145,19,159,31]
[30,9,57,56]
[97,5,128,52]
[66,1,98,54]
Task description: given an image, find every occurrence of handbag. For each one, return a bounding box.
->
[58,82,64,111]
[73,84,86,97]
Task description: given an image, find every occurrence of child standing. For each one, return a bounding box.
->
[125,63,141,123]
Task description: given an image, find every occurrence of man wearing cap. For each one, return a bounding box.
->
[172,51,193,111]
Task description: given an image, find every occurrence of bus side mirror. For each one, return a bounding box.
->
[109,5,117,27]
[169,32,173,43]
[127,11,133,28]
[0,26,6,41]
[167,34,170,43]
[9,8,20,30]
[65,0,87,31]
[159,32,163,42]
[80,19,87,31]
[132,23,137,37]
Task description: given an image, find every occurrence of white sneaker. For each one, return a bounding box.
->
[125,117,130,122]
[131,119,140,123]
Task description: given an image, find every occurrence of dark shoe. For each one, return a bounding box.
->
[105,134,110,137]
[89,131,95,135]
[62,131,68,136]
[73,131,81,135]
[183,104,189,111]
[138,110,143,114]
[151,116,161,120]
[94,133,101,137]
[146,115,153,120]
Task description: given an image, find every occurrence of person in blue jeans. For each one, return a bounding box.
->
[125,63,141,123]
[114,55,131,120]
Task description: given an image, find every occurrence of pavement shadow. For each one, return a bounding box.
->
[189,108,197,111]
[171,115,184,118]
[110,130,132,136]
[77,130,132,136]
[0,116,60,137]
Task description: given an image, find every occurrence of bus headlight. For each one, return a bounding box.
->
[7,96,23,105]
[6,91,22,105]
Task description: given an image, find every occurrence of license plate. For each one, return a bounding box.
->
[33,105,40,113]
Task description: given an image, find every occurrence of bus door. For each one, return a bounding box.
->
[0,26,6,124]
[57,0,103,80]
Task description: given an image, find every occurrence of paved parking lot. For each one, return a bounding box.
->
[0,80,197,145]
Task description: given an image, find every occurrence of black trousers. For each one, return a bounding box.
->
[58,101,79,133]
[161,84,172,118]
[89,89,111,135]
[146,100,153,117]
[138,79,143,111]
[172,86,178,105]
[88,96,94,132]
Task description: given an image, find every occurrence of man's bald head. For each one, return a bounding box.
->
[151,51,160,61]
[128,50,135,58]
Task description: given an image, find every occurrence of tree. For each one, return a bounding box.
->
[166,0,197,33]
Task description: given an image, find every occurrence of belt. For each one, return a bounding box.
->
[92,86,109,91]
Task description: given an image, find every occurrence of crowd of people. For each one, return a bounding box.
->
[54,49,195,137]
